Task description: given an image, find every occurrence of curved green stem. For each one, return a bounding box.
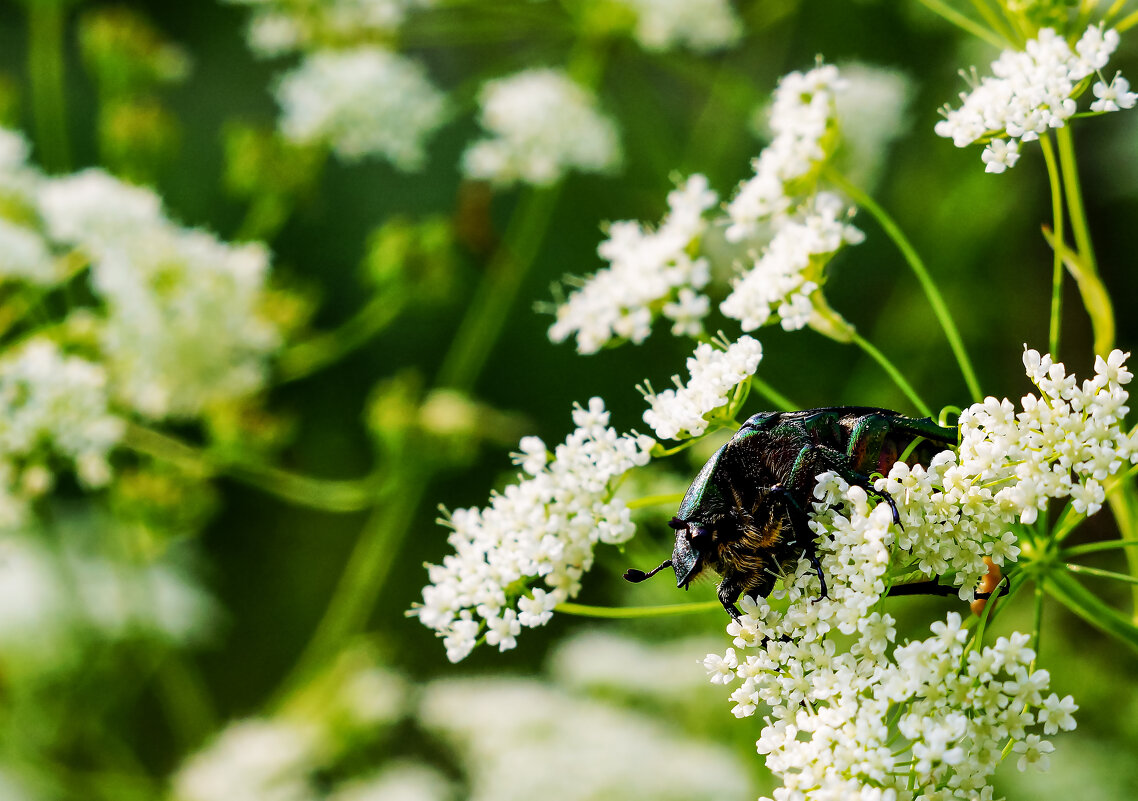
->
[828,169,982,402]
[556,600,722,618]
[277,290,410,383]
[1039,135,1064,358]
[120,423,384,513]
[1065,563,1138,586]
[1061,539,1138,559]
[27,0,71,172]
[849,329,932,418]
[1056,127,1097,276]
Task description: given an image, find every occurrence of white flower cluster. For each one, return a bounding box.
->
[936,25,1135,173]
[0,534,214,669]
[276,46,447,168]
[462,69,621,187]
[420,678,751,801]
[222,0,435,58]
[548,175,717,353]
[174,655,409,801]
[414,398,654,662]
[37,169,282,420]
[879,347,1137,596]
[704,475,1077,801]
[721,192,864,332]
[0,339,123,499]
[641,335,762,440]
[615,0,743,53]
[726,64,846,241]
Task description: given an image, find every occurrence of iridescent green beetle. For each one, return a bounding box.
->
[625,407,958,619]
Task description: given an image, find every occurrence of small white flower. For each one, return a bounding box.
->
[1013,734,1055,772]
[1091,73,1138,112]
[981,139,1020,173]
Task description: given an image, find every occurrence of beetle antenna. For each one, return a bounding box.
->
[624,559,673,583]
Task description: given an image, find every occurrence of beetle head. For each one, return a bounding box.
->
[668,516,714,588]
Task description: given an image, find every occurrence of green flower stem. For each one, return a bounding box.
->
[436,185,561,389]
[1039,135,1064,358]
[750,375,798,412]
[277,469,428,702]
[556,600,723,618]
[827,169,982,403]
[1031,580,1044,657]
[27,0,71,173]
[626,493,685,510]
[276,290,410,383]
[1060,539,1138,559]
[1115,8,1138,32]
[914,0,1008,47]
[967,0,1019,44]
[120,423,385,513]
[1046,570,1138,656]
[1064,562,1138,586]
[848,329,932,418]
[1055,126,1115,356]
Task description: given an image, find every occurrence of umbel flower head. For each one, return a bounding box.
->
[704,346,1133,799]
[413,399,654,662]
[936,24,1135,172]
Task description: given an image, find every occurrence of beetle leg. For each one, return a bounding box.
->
[717,579,743,621]
[807,551,828,600]
[788,443,902,526]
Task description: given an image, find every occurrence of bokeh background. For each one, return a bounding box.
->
[0,1,1136,799]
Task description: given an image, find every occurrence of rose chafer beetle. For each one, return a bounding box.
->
[625,407,959,619]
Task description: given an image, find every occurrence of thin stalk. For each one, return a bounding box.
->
[626,493,685,510]
[849,329,932,417]
[277,290,410,382]
[750,375,798,411]
[121,423,383,513]
[436,186,560,389]
[1031,580,1044,657]
[1039,135,1064,358]
[1116,9,1138,32]
[967,0,1019,43]
[1060,539,1138,559]
[1065,562,1138,586]
[828,170,982,402]
[556,600,722,618]
[914,0,1008,47]
[1056,127,1097,273]
[27,0,71,172]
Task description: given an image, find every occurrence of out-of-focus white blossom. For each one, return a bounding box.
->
[936,25,1132,171]
[276,46,447,169]
[615,0,742,53]
[0,218,58,285]
[36,169,283,419]
[726,64,845,241]
[225,0,434,57]
[549,175,716,353]
[641,335,762,440]
[413,398,654,662]
[830,63,913,190]
[173,718,321,801]
[90,226,280,419]
[0,339,123,492]
[419,678,751,801]
[721,192,863,332]
[0,534,215,669]
[463,69,620,186]
[329,763,452,801]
